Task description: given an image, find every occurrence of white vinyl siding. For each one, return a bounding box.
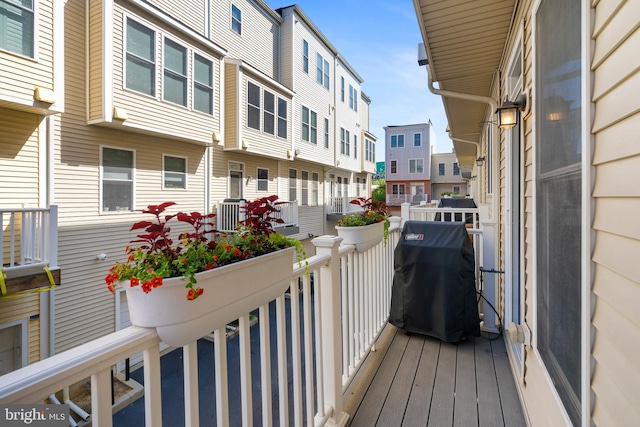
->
[0,0,34,57]
[589,1,640,427]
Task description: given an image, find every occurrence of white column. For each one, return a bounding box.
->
[313,235,349,426]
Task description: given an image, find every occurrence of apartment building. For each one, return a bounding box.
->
[0,0,374,362]
[384,122,435,206]
[430,152,468,199]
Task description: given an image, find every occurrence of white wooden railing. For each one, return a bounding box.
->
[216,200,298,233]
[326,197,362,215]
[0,205,59,273]
[386,194,429,205]
[0,222,401,427]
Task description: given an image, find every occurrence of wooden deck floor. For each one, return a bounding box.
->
[343,324,527,427]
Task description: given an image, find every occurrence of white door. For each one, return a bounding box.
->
[229,162,244,199]
[0,325,21,375]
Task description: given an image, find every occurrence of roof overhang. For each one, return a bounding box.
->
[413,0,516,171]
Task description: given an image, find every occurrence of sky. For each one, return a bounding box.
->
[263,0,454,159]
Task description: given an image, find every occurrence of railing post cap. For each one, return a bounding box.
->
[312,235,343,248]
[389,216,402,225]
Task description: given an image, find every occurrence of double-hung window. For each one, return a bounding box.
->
[324,118,329,148]
[340,128,346,154]
[390,134,404,148]
[102,147,134,212]
[257,168,268,192]
[409,159,423,174]
[301,171,309,206]
[263,90,275,135]
[414,133,421,146]
[0,0,35,57]
[349,86,358,111]
[316,53,329,89]
[247,81,260,130]
[453,162,460,175]
[353,135,357,159]
[277,97,287,138]
[163,38,187,106]
[302,39,309,73]
[231,4,241,35]
[535,1,583,424]
[163,155,186,189]
[193,54,213,114]
[301,106,316,143]
[311,172,319,206]
[341,77,345,102]
[390,160,397,174]
[349,84,354,109]
[438,163,445,175]
[126,18,156,96]
[288,169,297,202]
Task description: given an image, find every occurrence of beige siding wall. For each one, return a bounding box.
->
[0,109,41,208]
[87,0,104,121]
[590,0,640,425]
[279,13,294,89]
[224,62,239,149]
[0,293,41,365]
[0,1,55,100]
[147,0,207,35]
[109,5,221,143]
[238,72,292,159]
[210,0,279,79]
[285,10,335,167]
[54,0,209,353]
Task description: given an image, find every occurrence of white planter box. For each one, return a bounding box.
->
[335,221,385,252]
[123,247,295,347]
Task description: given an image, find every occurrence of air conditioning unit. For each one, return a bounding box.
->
[417,43,428,66]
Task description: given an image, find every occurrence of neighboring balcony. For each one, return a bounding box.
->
[216,199,299,235]
[0,206,525,426]
[326,196,361,220]
[0,206,61,296]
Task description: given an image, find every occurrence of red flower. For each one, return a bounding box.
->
[104,273,117,285]
[234,247,241,257]
[151,276,163,288]
[107,283,115,294]
[205,263,214,270]
[130,277,140,287]
[142,281,152,293]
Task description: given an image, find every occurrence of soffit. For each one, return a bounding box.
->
[414,0,515,169]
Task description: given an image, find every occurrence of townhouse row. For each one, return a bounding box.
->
[0,0,376,368]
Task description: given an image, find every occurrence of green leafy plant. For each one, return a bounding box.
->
[105,196,306,300]
[337,197,390,244]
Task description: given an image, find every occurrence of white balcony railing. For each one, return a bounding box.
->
[0,220,401,426]
[327,197,361,215]
[216,200,298,233]
[0,205,59,274]
[386,194,429,205]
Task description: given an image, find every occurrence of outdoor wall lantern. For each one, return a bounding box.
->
[496,94,526,129]
[476,157,485,167]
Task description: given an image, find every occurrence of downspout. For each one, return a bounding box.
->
[426,71,500,218]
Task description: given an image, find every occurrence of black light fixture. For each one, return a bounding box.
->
[476,157,485,167]
[496,94,526,129]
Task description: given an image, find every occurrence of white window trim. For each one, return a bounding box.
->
[231,4,242,35]
[162,36,189,108]
[302,39,309,73]
[123,15,157,99]
[0,0,38,60]
[192,52,215,116]
[256,167,269,192]
[100,145,136,214]
[162,154,187,190]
